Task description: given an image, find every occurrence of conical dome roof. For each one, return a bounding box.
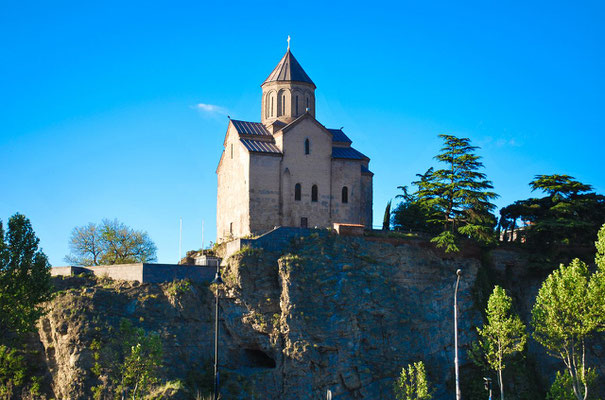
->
[262,50,315,88]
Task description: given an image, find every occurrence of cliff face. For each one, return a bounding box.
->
[34,234,604,399]
[218,234,482,399]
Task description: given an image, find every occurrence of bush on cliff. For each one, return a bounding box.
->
[90,318,163,400]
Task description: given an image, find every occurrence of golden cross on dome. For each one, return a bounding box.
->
[287,35,291,51]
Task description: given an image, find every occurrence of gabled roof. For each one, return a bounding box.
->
[327,128,352,144]
[361,165,374,176]
[263,50,315,87]
[332,146,368,160]
[240,139,282,155]
[231,119,271,136]
[277,112,333,140]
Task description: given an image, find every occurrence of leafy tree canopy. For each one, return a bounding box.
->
[474,286,527,400]
[531,227,605,400]
[0,213,53,337]
[65,219,157,266]
[393,361,431,400]
[530,174,593,200]
[499,175,605,261]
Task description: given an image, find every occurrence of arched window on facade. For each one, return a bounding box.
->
[306,96,310,109]
[311,185,318,202]
[295,183,302,201]
[282,95,286,115]
[270,96,274,117]
[304,138,310,155]
[342,186,348,203]
[295,96,299,115]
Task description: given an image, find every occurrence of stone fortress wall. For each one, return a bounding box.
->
[51,263,217,284]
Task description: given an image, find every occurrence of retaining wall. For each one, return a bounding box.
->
[51,263,215,284]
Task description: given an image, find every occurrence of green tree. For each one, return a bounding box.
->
[595,224,605,270]
[392,178,443,235]
[546,370,598,400]
[474,286,527,400]
[65,219,157,266]
[93,319,163,399]
[393,361,431,400]
[395,135,498,252]
[531,238,605,400]
[383,200,392,230]
[498,175,605,254]
[530,174,592,200]
[0,345,26,398]
[0,213,53,337]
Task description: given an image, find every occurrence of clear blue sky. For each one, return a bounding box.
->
[1,1,604,266]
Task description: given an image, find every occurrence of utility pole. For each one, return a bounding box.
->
[212,265,224,400]
[454,269,462,400]
[179,217,182,263]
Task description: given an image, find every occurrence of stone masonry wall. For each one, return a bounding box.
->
[217,123,251,241]
[330,158,362,225]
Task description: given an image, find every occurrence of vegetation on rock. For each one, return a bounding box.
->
[90,318,163,400]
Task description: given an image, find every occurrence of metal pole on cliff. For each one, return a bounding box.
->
[454,269,462,400]
[212,264,224,400]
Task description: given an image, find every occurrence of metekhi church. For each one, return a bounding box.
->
[216,42,373,242]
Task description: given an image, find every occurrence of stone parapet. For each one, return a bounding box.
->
[50,263,215,284]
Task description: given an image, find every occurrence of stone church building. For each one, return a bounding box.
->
[216,46,373,242]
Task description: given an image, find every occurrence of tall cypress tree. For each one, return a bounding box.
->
[383,200,392,231]
[414,134,498,252]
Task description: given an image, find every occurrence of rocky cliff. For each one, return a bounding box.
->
[34,233,604,399]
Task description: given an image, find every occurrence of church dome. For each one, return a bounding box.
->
[262,50,315,88]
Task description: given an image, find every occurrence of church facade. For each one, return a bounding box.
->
[216,46,373,242]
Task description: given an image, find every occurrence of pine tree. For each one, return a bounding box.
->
[414,135,498,251]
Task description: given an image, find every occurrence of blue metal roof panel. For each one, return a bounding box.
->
[240,139,282,154]
[361,165,373,175]
[231,120,271,136]
[332,147,367,160]
[327,128,352,143]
